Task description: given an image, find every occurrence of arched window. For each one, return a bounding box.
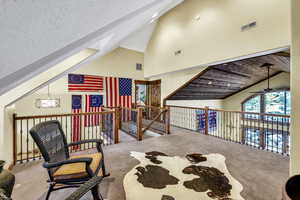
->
[241,90,290,153]
[242,90,290,115]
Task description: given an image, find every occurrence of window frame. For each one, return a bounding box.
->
[241,89,290,115]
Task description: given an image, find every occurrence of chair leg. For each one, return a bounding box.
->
[101,160,110,177]
[45,184,54,200]
[91,184,101,200]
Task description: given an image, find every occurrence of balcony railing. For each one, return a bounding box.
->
[12,109,119,165]
[169,105,290,155]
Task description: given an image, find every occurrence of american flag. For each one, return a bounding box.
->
[105,77,132,120]
[71,95,82,150]
[68,74,103,92]
[84,95,103,127]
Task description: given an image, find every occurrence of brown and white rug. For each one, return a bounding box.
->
[124,151,244,200]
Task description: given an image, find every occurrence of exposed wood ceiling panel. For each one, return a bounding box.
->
[167,52,290,101]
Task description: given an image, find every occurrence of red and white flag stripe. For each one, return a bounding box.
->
[105,77,132,121]
[84,95,101,127]
[71,109,81,150]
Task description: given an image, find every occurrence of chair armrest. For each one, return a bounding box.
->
[68,139,103,147]
[68,139,104,153]
[65,176,103,200]
[43,158,93,169]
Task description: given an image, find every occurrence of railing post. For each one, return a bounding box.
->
[205,107,209,135]
[137,107,143,141]
[12,113,17,166]
[118,106,122,130]
[165,106,170,134]
[113,109,119,144]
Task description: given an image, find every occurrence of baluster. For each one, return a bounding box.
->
[20,120,23,163]
[33,118,36,160]
[275,116,279,153]
[26,119,29,162]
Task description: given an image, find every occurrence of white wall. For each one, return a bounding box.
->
[290,0,300,176]
[14,47,144,116]
[145,0,290,77]
[167,100,222,109]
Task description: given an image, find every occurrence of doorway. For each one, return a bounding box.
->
[135,80,161,108]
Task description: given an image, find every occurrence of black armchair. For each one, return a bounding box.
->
[30,120,109,200]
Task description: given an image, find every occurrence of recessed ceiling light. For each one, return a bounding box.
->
[227,83,231,87]
[195,15,201,21]
[208,81,212,85]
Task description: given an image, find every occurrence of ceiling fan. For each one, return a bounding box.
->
[250,63,275,94]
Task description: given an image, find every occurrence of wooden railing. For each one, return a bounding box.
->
[106,105,171,141]
[12,109,119,165]
[138,105,170,135]
[169,105,290,155]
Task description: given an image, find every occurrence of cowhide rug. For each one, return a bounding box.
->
[124,151,244,200]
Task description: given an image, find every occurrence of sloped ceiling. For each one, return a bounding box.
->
[0,0,183,98]
[166,52,290,100]
[120,22,158,52]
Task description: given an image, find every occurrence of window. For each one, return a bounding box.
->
[244,95,261,113]
[242,90,290,115]
[242,90,290,153]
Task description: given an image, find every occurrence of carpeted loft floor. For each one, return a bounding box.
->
[12,127,289,200]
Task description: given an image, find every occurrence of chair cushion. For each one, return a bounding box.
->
[53,152,102,181]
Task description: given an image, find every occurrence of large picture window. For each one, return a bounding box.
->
[242,90,290,153]
[242,90,290,115]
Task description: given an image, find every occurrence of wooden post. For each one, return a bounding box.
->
[12,113,17,166]
[204,107,209,135]
[165,106,170,134]
[113,109,119,144]
[137,107,143,141]
[118,106,122,130]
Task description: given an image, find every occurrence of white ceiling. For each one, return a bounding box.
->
[0,0,183,97]
[120,22,157,52]
[119,0,183,53]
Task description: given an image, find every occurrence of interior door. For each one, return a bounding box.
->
[149,80,161,119]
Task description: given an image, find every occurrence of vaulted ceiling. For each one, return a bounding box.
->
[166,52,290,101]
[0,0,183,99]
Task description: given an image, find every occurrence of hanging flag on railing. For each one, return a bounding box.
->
[71,95,82,150]
[196,110,217,133]
[84,95,103,127]
[68,74,103,92]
